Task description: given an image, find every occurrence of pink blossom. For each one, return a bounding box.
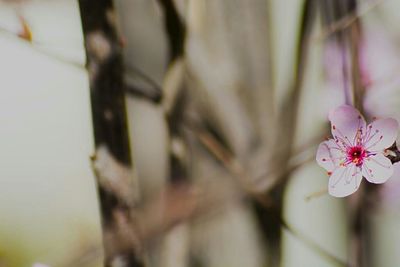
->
[316,105,399,197]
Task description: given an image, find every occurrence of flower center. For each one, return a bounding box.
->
[347,146,366,166]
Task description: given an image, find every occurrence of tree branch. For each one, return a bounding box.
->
[79,0,143,266]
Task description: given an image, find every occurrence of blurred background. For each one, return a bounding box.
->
[1,0,400,267]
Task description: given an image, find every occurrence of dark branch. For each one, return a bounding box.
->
[387,142,400,164]
[157,0,186,60]
[79,0,143,266]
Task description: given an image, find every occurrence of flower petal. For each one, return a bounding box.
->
[329,105,366,148]
[316,139,345,172]
[364,118,399,152]
[328,165,362,197]
[362,153,394,184]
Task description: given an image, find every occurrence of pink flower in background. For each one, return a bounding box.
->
[316,105,399,197]
[320,27,400,121]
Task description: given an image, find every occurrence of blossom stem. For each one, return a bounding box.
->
[385,142,400,164]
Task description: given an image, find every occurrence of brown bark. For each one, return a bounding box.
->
[78,0,144,266]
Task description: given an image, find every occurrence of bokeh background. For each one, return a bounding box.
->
[1,1,400,267]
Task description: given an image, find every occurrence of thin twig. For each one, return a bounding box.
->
[124,64,163,102]
[185,121,317,202]
[315,0,385,42]
[280,217,347,267]
[305,188,328,201]
[125,64,163,93]
[0,25,85,69]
